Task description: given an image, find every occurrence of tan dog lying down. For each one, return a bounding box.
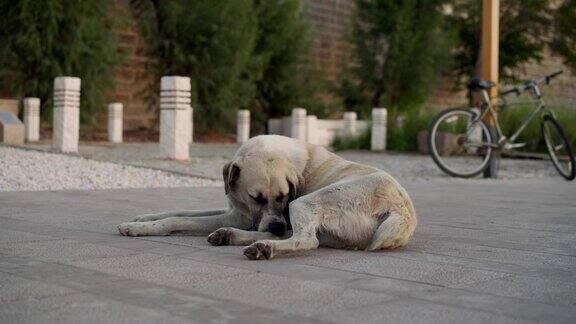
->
[118,135,417,260]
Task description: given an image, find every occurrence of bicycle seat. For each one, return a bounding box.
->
[467,78,496,91]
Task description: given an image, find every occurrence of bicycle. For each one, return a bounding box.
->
[427,70,575,180]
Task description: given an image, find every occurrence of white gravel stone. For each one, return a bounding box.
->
[0,146,222,192]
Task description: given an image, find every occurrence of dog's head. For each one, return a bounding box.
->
[223,153,301,237]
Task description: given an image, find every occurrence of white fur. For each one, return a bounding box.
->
[118,135,417,260]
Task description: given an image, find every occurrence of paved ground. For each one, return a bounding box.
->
[1,179,575,323]
[24,141,560,180]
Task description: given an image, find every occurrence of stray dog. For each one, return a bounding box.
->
[118,135,417,260]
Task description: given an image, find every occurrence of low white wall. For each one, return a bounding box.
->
[268,116,368,147]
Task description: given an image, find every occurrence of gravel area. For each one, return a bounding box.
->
[339,151,560,180]
[20,141,562,184]
[0,146,222,192]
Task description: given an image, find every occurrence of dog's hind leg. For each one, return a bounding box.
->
[207,228,282,246]
[366,181,417,251]
[366,210,416,251]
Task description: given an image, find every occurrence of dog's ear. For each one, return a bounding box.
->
[223,162,241,195]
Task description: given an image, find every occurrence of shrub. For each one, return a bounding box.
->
[337,0,454,116]
[0,0,122,124]
[499,104,576,153]
[331,109,435,152]
[131,0,320,133]
[331,129,371,151]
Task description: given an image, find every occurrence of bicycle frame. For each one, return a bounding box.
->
[469,83,552,150]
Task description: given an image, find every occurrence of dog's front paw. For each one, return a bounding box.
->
[243,241,273,260]
[118,222,145,236]
[207,228,232,246]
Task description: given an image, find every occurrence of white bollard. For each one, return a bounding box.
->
[160,76,191,160]
[371,108,387,151]
[306,115,318,145]
[23,97,40,142]
[107,103,123,143]
[291,108,307,141]
[237,110,250,143]
[187,106,194,144]
[343,111,357,137]
[52,77,81,153]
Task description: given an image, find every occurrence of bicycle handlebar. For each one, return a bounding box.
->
[500,70,563,97]
[540,70,563,85]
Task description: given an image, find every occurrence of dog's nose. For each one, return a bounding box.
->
[267,222,286,237]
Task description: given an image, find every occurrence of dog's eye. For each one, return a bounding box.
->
[275,194,285,203]
[251,194,267,205]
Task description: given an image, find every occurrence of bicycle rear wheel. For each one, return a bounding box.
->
[428,108,494,178]
[541,115,575,180]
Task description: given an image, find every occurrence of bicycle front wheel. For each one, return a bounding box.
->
[541,115,575,180]
[428,108,494,178]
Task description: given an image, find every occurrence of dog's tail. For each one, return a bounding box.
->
[366,206,417,251]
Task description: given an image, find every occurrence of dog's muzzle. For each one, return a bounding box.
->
[267,221,286,237]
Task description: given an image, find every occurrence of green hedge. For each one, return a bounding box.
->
[0,0,123,124]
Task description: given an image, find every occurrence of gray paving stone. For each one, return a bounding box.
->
[0,293,195,324]
[67,253,254,287]
[454,274,576,307]
[0,228,59,244]
[0,273,77,303]
[170,271,396,317]
[317,298,525,324]
[404,285,576,323]
[1,179,575,323]
[301,250,509,286]
[0,239,136,262]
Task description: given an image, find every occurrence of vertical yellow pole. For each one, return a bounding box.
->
[481,0,499,124]
[481,0,500,178]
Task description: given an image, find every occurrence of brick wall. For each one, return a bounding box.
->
[5,0,571,131]
[104,0,157,130]
[107,0,576,130]
[302,0,356,81]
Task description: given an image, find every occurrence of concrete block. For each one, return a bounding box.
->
[422,131,464,156]
[237,110,250,143]
[0,98,19,115]
[267,119,282,135]
[23,98,40,142]
[418,131,430,154]
[0,111,25,145]
[306,115,318,145]
[343,111,357,137]
[371,108,387,151]
[52,77,81,153]
[107,103,123,143]
[159,76,191,160]
[291,108,307,141]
